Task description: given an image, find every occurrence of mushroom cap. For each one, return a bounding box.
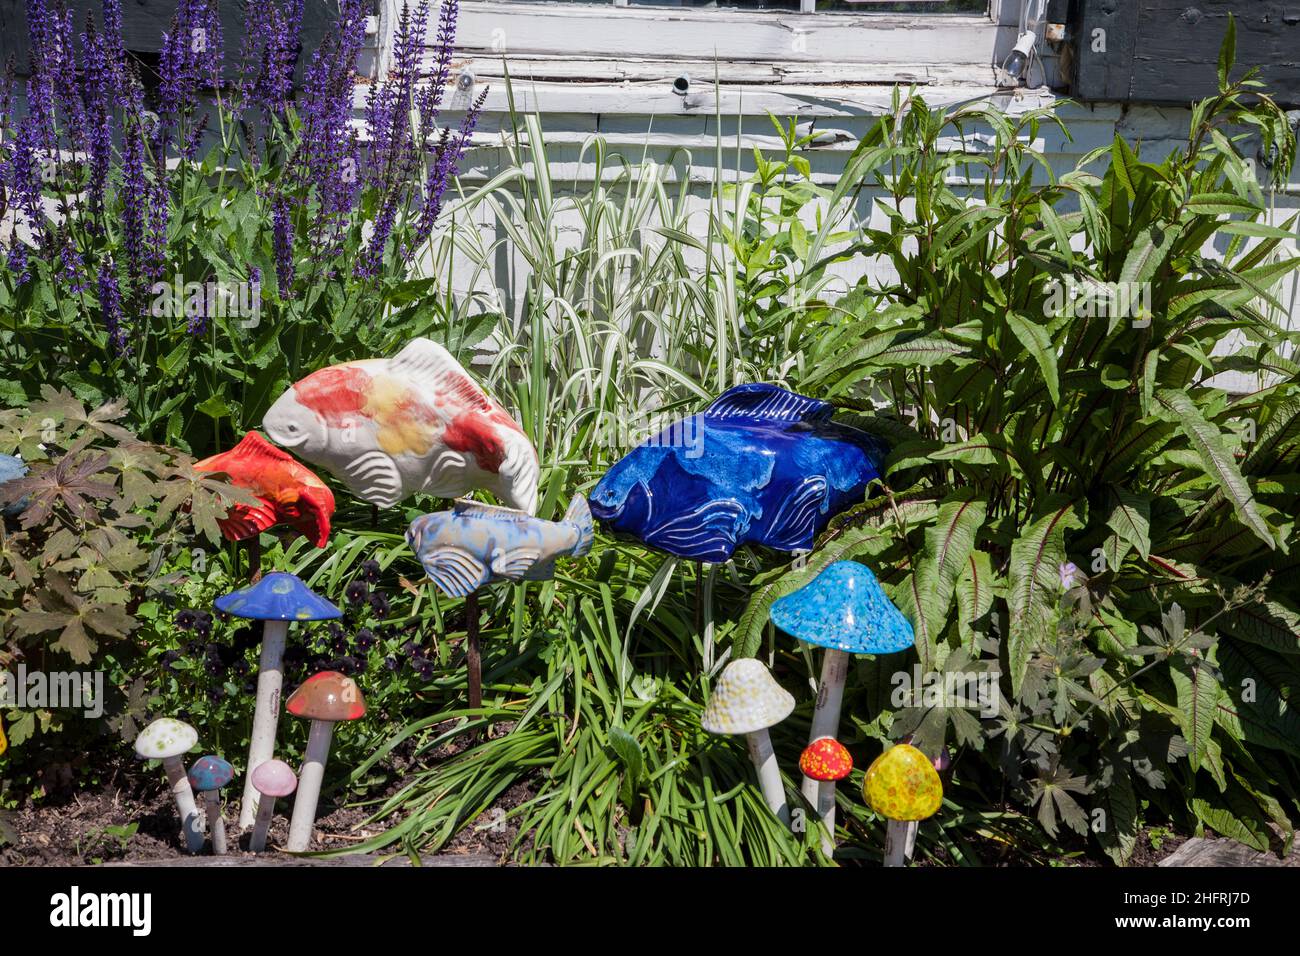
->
[134,717,198,760]
[769,561,914,654]
[195,431,335,547]
[701,658,795,735]
[286,670,366,722]
[187,755,234,792]
[863,743,943,821]
[214,571,342,622]
[251,758,298,798]
[799,736,853,782]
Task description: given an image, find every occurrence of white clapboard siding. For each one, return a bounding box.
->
[371,1,1299,393]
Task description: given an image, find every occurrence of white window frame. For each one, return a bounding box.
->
[377,0,1018,81]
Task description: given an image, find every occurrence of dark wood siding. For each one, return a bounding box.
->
[0,1,342,82]
[1072,0,1300,107]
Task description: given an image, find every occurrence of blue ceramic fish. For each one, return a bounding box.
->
[407,494,594,597]
[588,384,887,562]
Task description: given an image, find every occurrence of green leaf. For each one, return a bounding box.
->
[607,726,644,784]
[955,548,995,651]
[1152,389,1274,549]
[1185,192,1262,217]
[1105,487,1151,560]
[1007,500,1083,693]
[1170,649,1217,772]
[895,492,985,667]
[1218,14,1237,87]
[1006,313,1060,405]
[1096,761,1138,865]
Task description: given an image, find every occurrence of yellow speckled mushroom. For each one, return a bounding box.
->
[863,743,943,867]
[0,713,7,757]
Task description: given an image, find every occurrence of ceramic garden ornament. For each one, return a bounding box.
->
[134,718,204,852]
[589,384,887,562]
[407,494,594,597]
[701,658,796,823]
[799,736,853,853]
[187,755,234,854]
[0,454,29,515]
[263,338,539,512]
[285,671,366,852]
[863,743,943,867]
[249,758,298,853]
[215,572,342,831]
[195,431,335,548]
[770,560,913,847]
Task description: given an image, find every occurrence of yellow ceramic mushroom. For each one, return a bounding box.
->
[863,743,943,866]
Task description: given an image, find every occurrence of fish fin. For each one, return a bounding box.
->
[702,384,834,424]
[497,434,539,514]
[419,547,491,597]
[647,499,748,562]
[390,338,497,413]
[763,475,829,552]
[452,498,532,520]
[490,547,542,579]
[564,494,594,557]
[342,450,403,507]
[522,558,557,581]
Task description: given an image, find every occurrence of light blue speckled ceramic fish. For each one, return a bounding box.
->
[0,454,30,516]
[407,494,593,597]
[769,560,914,654]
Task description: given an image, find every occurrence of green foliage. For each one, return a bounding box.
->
[737,67,1300,861]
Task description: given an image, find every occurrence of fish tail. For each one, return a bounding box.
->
[565,494,594,557]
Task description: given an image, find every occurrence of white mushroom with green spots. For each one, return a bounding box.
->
[133,718,204,853]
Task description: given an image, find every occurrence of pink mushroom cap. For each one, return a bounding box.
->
[250,759,298,798]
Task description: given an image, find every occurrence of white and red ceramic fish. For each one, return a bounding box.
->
[263,339,539,512]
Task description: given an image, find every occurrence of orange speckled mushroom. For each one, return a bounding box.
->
[863,743,943,821]
[286,671,366,722]
[799,736,852,782]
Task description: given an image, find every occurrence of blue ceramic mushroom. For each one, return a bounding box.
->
[769,561,914,655]
[770,560,915,836]
[0,454,30,516]
[588,384,887,562]
[187,755,234,854]
[214,572,340,831]
[214,571,343,621]
[187,754,234,792]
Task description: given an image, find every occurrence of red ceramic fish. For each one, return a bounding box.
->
[196,431,335,547]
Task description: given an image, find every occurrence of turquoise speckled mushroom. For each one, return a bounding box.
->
[770,560,914,854]
[187,755,234,855]
[214,572,341,832]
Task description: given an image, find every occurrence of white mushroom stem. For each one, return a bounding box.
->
[287,719,335,852]
[202,791,227,855]
[800,649,849,808]
[814,781,837,855]
[239,619,288,830]
[903,819,919,860]
[745,729,789,825]
[883,820,910,867]
[250,795,278,853]
[162,756,205,853]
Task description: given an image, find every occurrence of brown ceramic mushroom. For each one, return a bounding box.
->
[284,671,366,851]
